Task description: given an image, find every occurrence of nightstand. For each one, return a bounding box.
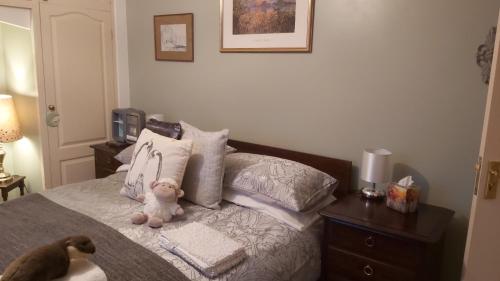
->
[320,193,454,281]
[0,175,25,202]
[90,142,131,179]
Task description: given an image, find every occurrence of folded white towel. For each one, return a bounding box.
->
[160,222,247,278]
[1,259,107,281]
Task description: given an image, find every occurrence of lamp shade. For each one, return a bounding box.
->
[360,148,392,184]
[0,94,23,143]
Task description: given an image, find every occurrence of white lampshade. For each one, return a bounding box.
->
[360,148,392,184]
[0,94,23,143]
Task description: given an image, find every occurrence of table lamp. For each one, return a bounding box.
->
[360,148,392,199]
[0,94,23,183]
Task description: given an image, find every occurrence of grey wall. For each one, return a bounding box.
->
[126,1,499,279]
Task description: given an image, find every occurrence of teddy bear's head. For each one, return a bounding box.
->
[150,178,184,202]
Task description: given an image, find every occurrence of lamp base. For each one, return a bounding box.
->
[0,145,13,183]
[0,172,13,183]
[361,187,385,200]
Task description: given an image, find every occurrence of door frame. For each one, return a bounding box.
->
[462,9,500,280]
[0,0,118,189]
[0,0,52,188]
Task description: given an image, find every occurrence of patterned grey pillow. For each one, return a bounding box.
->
[223,153,337,212]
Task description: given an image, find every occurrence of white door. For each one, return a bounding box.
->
[40,2,116,187]
[463,11,500,281]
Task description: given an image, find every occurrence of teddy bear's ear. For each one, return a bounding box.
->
[150,180,158,189]
[176,189,185,198]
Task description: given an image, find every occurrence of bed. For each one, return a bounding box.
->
[0,140,352,281]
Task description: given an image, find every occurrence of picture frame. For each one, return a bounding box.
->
[154,13,194,61]
[220,0,315,53]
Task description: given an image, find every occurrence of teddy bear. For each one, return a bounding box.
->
[131,178,185,228]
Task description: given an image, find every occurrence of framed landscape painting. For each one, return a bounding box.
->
[154,13,194,61]
[220,0,315,52]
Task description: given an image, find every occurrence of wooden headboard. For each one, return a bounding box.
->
[227,140,353,198]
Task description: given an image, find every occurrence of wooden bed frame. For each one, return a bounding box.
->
[227,140,353,198]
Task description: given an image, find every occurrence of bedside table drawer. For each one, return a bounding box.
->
[325,221,421,269]
[95,165,117,179]
[325,246,416,281]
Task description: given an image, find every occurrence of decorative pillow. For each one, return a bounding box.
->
[180,121,229,209]
[223,153,337,212]
[115,143,236,165]
[226,145,237,154]
[146,119,182,140]
[114,144,135,164]
[120,129,193,201]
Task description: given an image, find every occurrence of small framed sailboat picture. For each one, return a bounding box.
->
[154,13,194,62]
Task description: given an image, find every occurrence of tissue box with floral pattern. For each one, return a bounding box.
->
[386,182,420,213]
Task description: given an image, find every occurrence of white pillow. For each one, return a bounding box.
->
[120,128,193,201]
[223,189,336,231]
[180,121,229,209]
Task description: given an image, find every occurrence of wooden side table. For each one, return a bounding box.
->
[0,175,26,202]
[90,143,131,179]
[320,193,454,281]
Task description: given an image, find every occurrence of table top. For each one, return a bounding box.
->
[320,193,455,243]
[90,142,131,155]
[0,175,25,189]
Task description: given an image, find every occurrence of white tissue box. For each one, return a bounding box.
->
[386,183,420,213]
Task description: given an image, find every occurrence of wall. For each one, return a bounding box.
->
[0,24,5,93]
[114,0,131,107]
[126,0,499,279]
[0,21,43,197]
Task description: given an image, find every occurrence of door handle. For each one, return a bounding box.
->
[46,105,60,127]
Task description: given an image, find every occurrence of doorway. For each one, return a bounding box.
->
[0,6,43,199]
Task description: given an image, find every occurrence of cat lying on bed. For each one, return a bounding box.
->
[132,178,184,228]
[0,236,96,281]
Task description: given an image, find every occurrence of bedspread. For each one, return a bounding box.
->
[43,173,322,281]
[0,194,189,281]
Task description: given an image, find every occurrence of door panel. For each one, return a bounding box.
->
[60,156,95,185]
[463,11,500,281]
[43,0,112,12]
[50,13,107,146]
[41,3,116,187]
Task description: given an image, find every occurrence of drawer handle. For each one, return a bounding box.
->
[363,265,374,276]
[365,236,375,248]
